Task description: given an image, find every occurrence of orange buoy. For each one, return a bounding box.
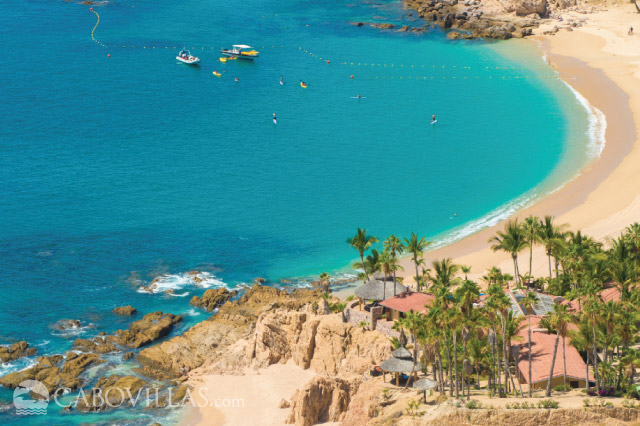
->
[326,60,330,64]
[350,75,354,79]
[107,54,111,57]
[90,7,93,11]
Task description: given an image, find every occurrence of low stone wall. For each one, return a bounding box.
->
[343,302,372,329]
[374,319,399,338]
[343,301,398,338]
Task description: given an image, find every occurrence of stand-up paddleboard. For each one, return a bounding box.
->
[351,97,367,99]
[430,120,437,125]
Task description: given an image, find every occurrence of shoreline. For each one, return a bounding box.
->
[398,5,640,281]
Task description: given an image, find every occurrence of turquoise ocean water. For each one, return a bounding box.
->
[0,0,599,422]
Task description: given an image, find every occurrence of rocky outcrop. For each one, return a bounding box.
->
[113,306,137,316]
[347,0,594,39]
[73,337,118,354]
[136,285,323,378]
[250,311,391,376]
[0,353,103,392]
[75,375,148,411]
[0,341,36,363]
[109,312,182,349]
[51,319,84,331]
[189,288,237,312]
[286,377,362,426]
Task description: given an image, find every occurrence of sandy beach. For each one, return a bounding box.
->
[400,4,640,282]
[181,361,318,426]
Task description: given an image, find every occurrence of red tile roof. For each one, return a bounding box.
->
[517,326,590,384]
[380,291,436,313]
[565,286,622,313]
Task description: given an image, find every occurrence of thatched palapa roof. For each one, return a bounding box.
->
[354,279,406,302]
[380,346,422,373]
[413,378,437,391]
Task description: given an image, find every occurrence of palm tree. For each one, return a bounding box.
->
[523,216,541,287]
[404,233,432,290]
[461,265,471,280]
[383,235,405,296]
[319,272,330,293]
[520,291,539,397]
[353,248,381,280]
[468,332,489,390]
[540,312,560,397]
[448,307,461,399]
[376,250,403,301]
[489,220,528,288]
[400,310,425,389]
[537,216,567,279]
[347,228,378,281]
[569,316,594,392]
[584,293,603,393]
[553,303,572,391]
[428,258,459,290]
[427,305,447,393]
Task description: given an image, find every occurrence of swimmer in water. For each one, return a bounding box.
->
[280,76,284,86]
[235,76,239,83]
[273,113,277,124]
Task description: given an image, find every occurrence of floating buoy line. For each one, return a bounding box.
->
[89,8,559,80]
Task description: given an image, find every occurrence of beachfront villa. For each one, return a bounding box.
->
[515,316,591,390]
[348,281,604,391]
[379,291,436,321]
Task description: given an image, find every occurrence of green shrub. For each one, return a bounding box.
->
[554,384,571,392]
[346,295,355,301]
[583,398,591,408]
[465,400,482,409]
[537,399,559,409]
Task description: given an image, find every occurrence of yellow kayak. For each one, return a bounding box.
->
[219,57,227,63]
[213,71,221,77]
[300,82,307,88]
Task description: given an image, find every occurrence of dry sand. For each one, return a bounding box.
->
[400,4,640,283]
[180,360,317,426]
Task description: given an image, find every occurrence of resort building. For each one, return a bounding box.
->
[516,316,591,389]
[379,291,436,321]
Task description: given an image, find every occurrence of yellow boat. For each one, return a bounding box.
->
[300,81,307,88]
[221,44,259,60]
[213,71,221,77]
[219,57,227,63]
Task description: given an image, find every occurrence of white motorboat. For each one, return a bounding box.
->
[176,49,200,65]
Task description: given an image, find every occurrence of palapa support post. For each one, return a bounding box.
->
[383,371,386,382]
[396,373,400,386]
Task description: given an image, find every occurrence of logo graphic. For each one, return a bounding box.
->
[14,380,49,416]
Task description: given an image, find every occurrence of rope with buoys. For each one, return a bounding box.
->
[90,8,107,48]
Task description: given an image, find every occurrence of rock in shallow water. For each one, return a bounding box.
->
[113,306,137,316]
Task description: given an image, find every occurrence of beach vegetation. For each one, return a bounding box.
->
[349,220,640,403]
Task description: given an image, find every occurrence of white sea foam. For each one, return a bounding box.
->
[0,358,38,377]
[50,324,93,338]
[185,308,202,317]
[426,56,608,251]
[562,80,607,159]
[137,271,227,294]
